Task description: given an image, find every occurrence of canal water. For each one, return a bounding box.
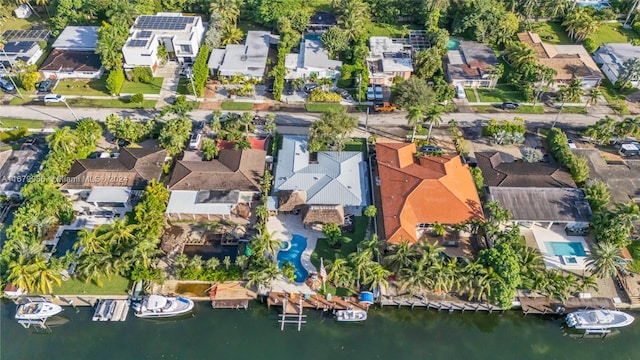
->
[1,300,638,360]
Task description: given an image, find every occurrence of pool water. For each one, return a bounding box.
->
[447,39,460,51]
[545,241,587,256]
[277,234,309,283]
[54,230,80,257]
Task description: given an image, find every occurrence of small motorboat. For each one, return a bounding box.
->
[15,298,63,320]
[335,309,367,322]
[566,310,634,330]
[132,295,194,318]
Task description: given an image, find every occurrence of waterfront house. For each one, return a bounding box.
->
[376,142,483,244]
[165,148,266,220]
[517,31,603,87]
[367,36,413,86]
[0,30,50,77]
[273,136,368,224]
[0,140,48,199]
[444,40,499,88]
[285,37,342,80]
[208,31,273,80]
[122,13,205,72]
[594,43,640,87]
[39,26,104,79]
[60,147,167,209]
[475,151,576,188]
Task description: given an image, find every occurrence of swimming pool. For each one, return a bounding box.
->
[277,234,309,283]
[545,241,587,257]
[54,229,80,257]
[447,39,460,51]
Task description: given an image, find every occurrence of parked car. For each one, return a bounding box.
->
[455,84,466,99]
[284,81,294,95]
[420,145,442,154]
[44,94,66,103]
[189,133,202,150]
[501,102,519,110]
[193,120,204,132]
[366,86,375,101]
[333,88,350,99]
[374,85,383,100]
[303,83,319,93]
[37,79,54,93]
[0,78,16,94]
[264,78,274,93]
[373,102,396,112]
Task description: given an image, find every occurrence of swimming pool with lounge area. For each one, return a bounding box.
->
[277,234,309,283]
[545,241,587,257]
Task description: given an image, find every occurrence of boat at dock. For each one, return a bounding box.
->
[15,297,63,320]
[566,310,634,330]
[335,309,367,322]
[132,295,194,318]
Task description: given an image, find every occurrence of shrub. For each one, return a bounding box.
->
[190,44,210,96]
[323,223,342,247]
[307,89,342,102]
[521,147,543,162]
[131,66,153,83]
[470,166,485,197]
[130,93,144,104]
[546,127,590,185]
[106,68,125,95]
[582,38,596,53]
[483,118,526,137]
[633,21,640,36]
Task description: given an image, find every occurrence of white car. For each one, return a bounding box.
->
[44,94,66,103]
[455,84,466,99]
[366,86,375,101]
[189,133,202,150]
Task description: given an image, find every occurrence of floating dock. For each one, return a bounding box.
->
[92,299,130,321]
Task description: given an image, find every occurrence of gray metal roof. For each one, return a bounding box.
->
[52,26,99,50]
[86,186,131,203]
[487,187,592,223]
[302,38,342,69]
[273,136,368,207]
[215,31,270,78]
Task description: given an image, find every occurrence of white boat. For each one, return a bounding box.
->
[566,310,635,330]
[15,298,63,320]
[335,309,367,322]
[132,295,194,318]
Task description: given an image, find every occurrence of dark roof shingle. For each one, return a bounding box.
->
[475,151,575,188]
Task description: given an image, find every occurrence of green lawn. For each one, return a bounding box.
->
[0,128,31,142]
[238,21,270,34]
[119,78,164,94]
[586,23,640,50]
[528,21,572,45]
[45,98,157,109]
[305,103,343,112]
[464,89,478,102]
[600,79,633,115]
[221,101,254,110]
[343,137,367,153]
[0,118,44,128]
[8,96,36,105]
[176,78,190,95]
[365,23,418,38]
[476,87,525,103]
[558,106,587,114]
[55,77,109,96]
[473,105,544,114]
[52,275,131,295]
[310,217,368,269]
[0,14,46,31]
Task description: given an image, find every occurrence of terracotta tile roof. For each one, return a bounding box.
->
[475,151,576,188]
[60,148,167,190]
[376,142,484,244]
[168,149,265,191]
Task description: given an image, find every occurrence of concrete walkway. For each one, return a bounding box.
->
[155,62,180,108]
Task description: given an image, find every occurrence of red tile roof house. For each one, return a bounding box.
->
[375,142,484,245]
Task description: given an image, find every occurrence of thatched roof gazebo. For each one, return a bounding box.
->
[302,205,345,225]
[277,190,307,212]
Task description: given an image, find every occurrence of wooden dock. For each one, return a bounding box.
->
[267,292,368,314]
[92,299,130,321]
[520,297,616,315]
[209,282,256,310]
[379,295,501,312]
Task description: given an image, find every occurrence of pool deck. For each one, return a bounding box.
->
[526,225,590,273]
[267,214,322,293]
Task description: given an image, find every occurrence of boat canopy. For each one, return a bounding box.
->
[147,295,168,310]
[360,291,374,305]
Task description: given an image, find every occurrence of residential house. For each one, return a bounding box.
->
[208,31,272,79]
[376,142,484,244]
[122,13,205,72]
[594,43,640,87]
[0,30,50,76]
[487,187,591,229]
[517,31,603,87]
[39,26,103,79]
[569,0,610,8]
[13,4,32,19]
[475,151,576,188]
[165,149,266,220]
[307,11,337,33]
[273,136,368,224]
[59,147,167,209]
[0,140,47,199]
[367,36,413,86]
[444,40,499,87]
[285,37,342,80]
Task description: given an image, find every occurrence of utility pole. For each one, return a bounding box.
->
[624,0,640,28]
[186,68,197,101]
[551,99,565,128]
[63,99,79,121]
[357,73,362,104]
[365,106,369,138]
[533,72,545,107]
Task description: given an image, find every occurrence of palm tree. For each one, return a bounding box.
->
[615,201,640,231]
[585,87,602,109]
[349,250,374,288]
[78,253,109,286]
[99,219,135,251]
[362,262,390,290]
[255,204,269,222]
[577,275,599,294]
[31,256,62,294]
[338,0,370,42]
[7,255,37,292]
[615,117,640,140]
[587,242,623,278]
[406,106,423,142]
[424,105,443,142]
[431,222,446,237]
[326,256,354,288]
[209,0,241,24]
[251,231,280,259]
[235,255,248,270]
[221,23,243,46]
[75,228,103,254]
[506,41,537,68]
[398,258,432,296]
[418,240,445,265]
[558,79,583,103]
[358,234,384,261]
[173,254,189,270]
[384,241,418,273]
[46,127,77,153]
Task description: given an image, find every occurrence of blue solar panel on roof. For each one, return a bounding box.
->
[128,39,148,47]
[2,41,37,54]
[137,31,152,39]
[1,29,50,41]
[134,15,195,30]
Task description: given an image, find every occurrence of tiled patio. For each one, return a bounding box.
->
[523,224,591,273]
